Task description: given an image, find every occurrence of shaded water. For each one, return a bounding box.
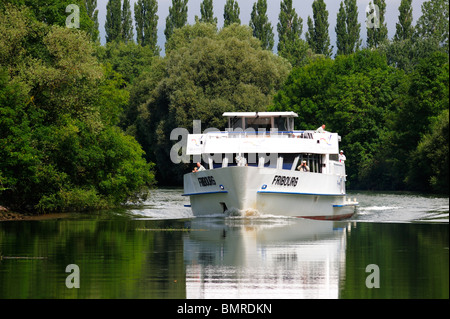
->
[0,189,448,299]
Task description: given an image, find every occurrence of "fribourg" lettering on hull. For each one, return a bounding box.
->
[198,176,217,187]
[272,175,298,187]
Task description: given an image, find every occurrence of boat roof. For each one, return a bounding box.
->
[223,112,298,118]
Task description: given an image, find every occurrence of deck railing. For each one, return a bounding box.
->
[204,130,317,139]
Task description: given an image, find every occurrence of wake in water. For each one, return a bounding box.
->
[349,192,449,223]
[127,188,194,220]
[125,189,449,223]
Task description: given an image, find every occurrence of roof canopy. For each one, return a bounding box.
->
[223,112,298,118]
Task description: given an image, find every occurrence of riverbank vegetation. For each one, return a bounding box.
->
[0,0,448,214]
[0,3,155,213]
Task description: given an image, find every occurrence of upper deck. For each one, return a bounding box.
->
[186,112,340,155]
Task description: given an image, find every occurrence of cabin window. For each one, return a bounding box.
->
[274,117,286,131]
[245,117,271,132]
[229,117,244,130]
[280,154,298,170]
[329,154,339,162]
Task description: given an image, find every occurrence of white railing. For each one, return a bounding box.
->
[205,130,317,139]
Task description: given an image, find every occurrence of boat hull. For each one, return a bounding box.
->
[183,166,357,220]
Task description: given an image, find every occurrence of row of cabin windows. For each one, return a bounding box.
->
[208,153,328,173]
[228,117,294,132]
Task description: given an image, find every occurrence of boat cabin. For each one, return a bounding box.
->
[186,112,345,177]
[223,112,297,132]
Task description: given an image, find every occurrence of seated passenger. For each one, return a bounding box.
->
[192,162,206,172]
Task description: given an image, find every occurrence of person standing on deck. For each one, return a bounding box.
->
[316,124,326,133]
[339,150,346,163]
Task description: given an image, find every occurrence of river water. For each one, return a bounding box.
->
[0,189,448,299]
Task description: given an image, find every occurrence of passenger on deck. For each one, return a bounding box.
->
[297,161,310,172]
[339,150,346,163]
[192,162,206,172]
[235,155,247,166]
[316,124,326,133]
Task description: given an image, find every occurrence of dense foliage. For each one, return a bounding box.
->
[271,49,448,192]
[249,0,274,51]
[306,0,332,57]
[223,0,241,27]
[0,5,155,212]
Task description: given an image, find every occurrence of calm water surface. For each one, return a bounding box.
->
[0,189,448,299]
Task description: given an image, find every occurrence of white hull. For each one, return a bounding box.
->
[183,166,358,220]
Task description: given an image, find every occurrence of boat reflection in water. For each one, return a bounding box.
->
[183,216,349,299]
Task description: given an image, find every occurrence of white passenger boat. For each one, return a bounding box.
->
[183,112,358,220]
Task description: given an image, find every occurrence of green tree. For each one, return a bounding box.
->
[250,0,274,51]
[134,0,160,55]
[366,51,449,191]
[0,70,39,207]
[306,0,332,57]
[271,57,334,130]
[277,0,309,66]
[271,50,409,189]
[164,22,218,54]
[336,0,361,56]
[164,0,189,42]
[366,0,388,49]
[408,109,449,193]
[336,2,348,56]
[0,0,94,34]
[96,40,155,83]
[345,0,361,53]
[121,0,134,43]
[415,0,449,53]
[0,5,155,212]
[224,0,241,27]
[396,52,448,151]
[198,0,217,24]
[394,0,414,41]
[106,0,122,43]
[277,0,303,43]
[85,0,100,43]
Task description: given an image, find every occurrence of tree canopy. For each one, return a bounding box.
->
[164,0,189,43]
[224,0,241,27]
[306,0,332,57]
[271,49,448,192]
[249,0,274,51]
[366,0,388,49]
[134,0,160,55]
[0,4,155,212]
